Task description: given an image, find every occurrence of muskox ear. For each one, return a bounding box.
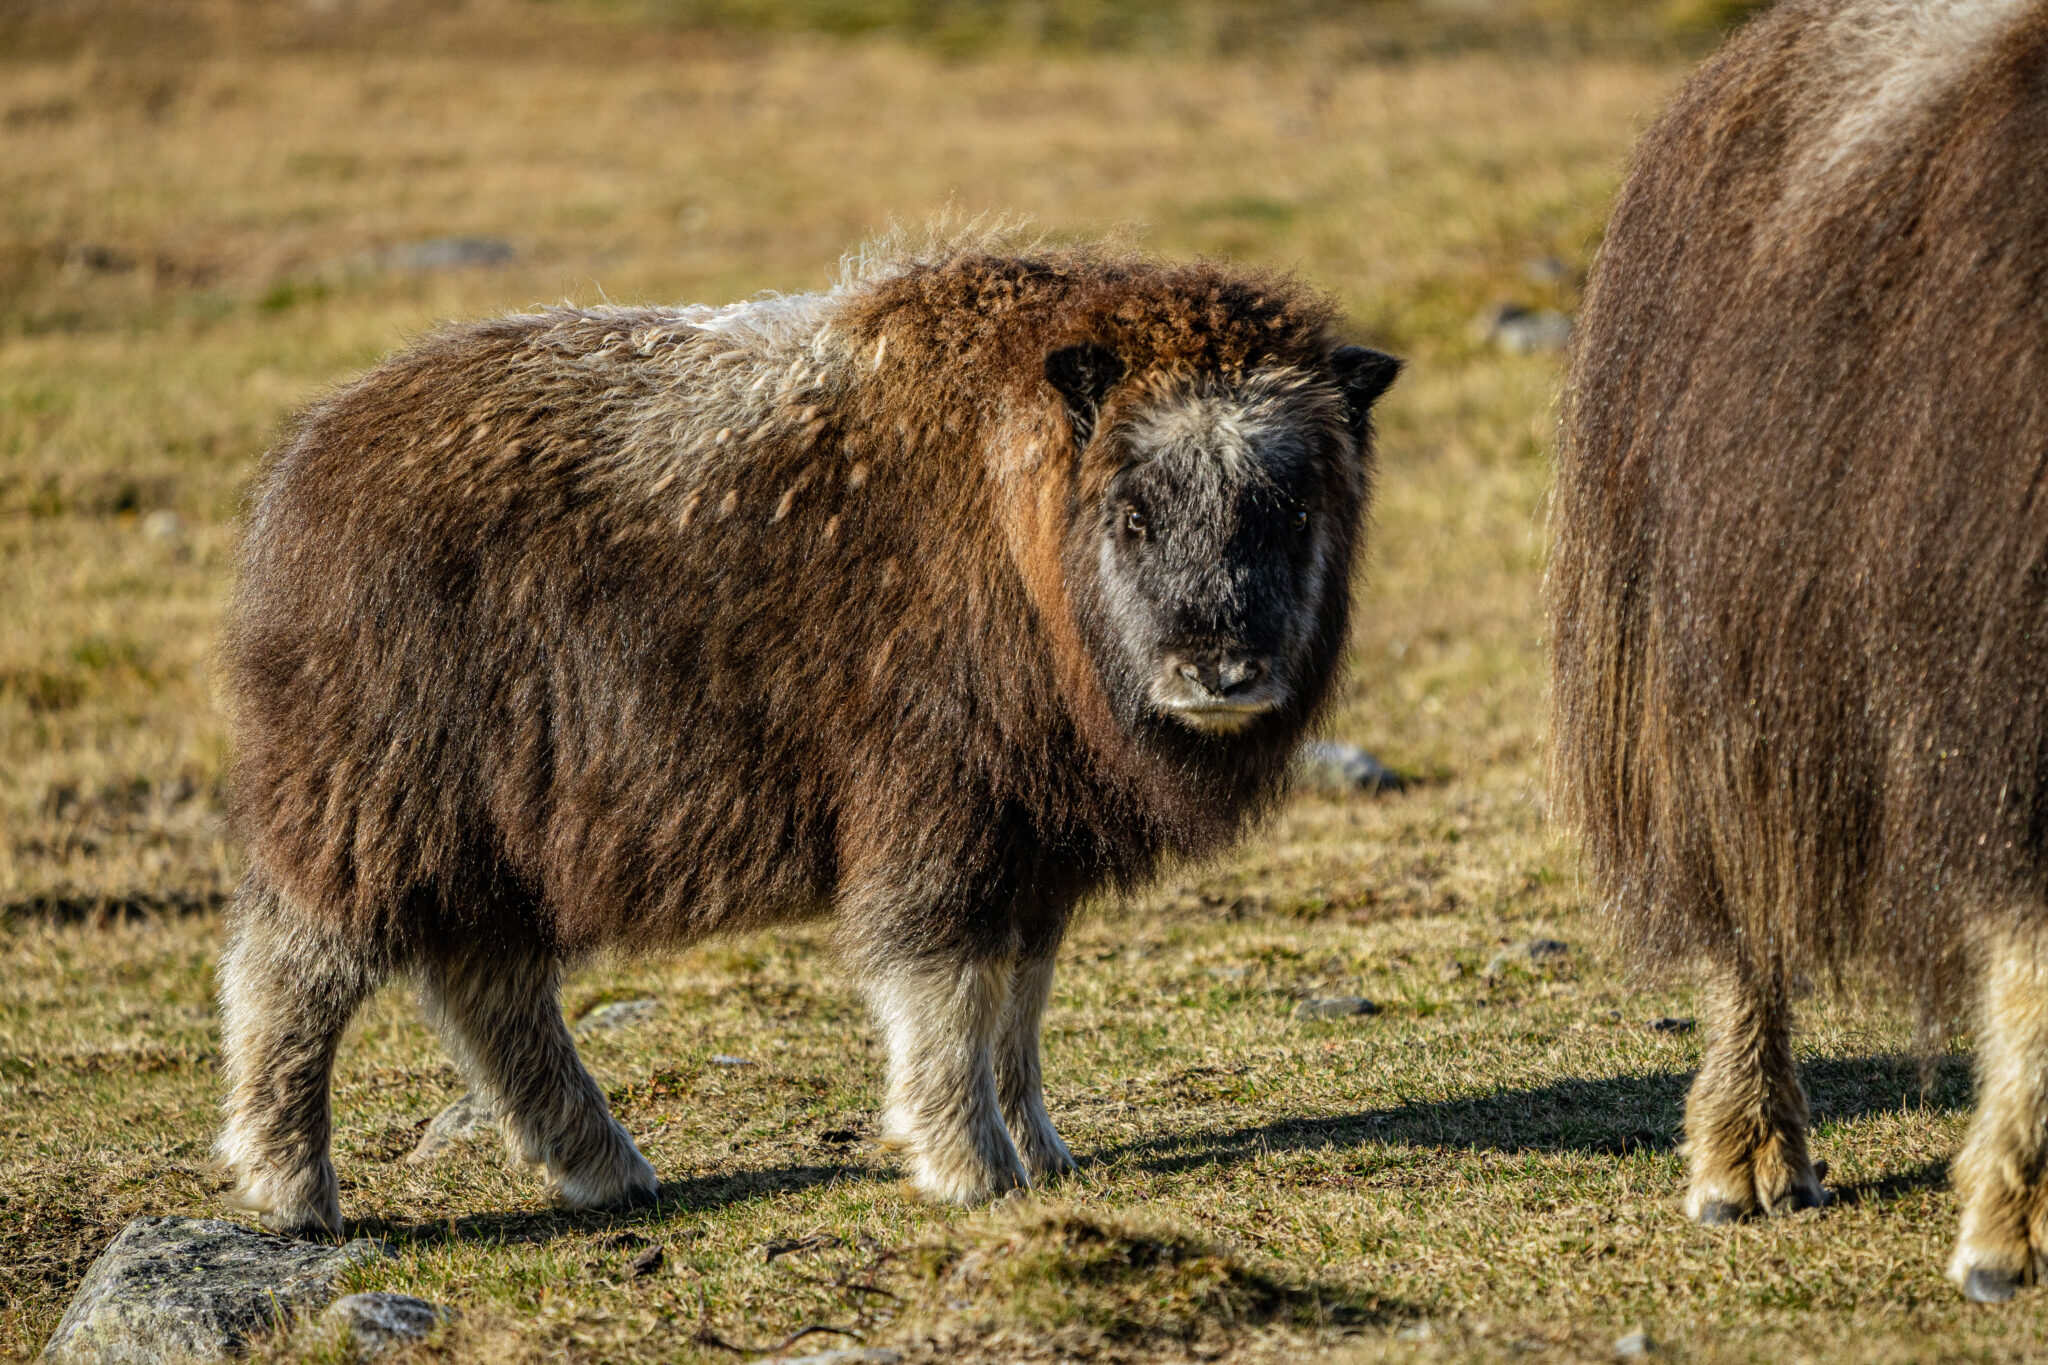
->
[1329,345,1403,436]
[1044,343,1127,449]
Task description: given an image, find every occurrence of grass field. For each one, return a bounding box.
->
[0,4,2035,1362]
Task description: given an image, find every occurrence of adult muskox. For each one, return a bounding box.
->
[1552,0,2048,1300]
[216,238,1400,1235]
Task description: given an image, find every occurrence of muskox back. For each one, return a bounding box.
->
[1552,0,2048,1294]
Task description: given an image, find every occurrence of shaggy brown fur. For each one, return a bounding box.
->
[217,237,1398,1233]
[1551,0,2048,1299]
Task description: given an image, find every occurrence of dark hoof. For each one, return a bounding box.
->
[609,1183,663,1212]
[1767,1184,1830,1215]
[1695,1200,1748,1225]
[1964,1268,2020,1304]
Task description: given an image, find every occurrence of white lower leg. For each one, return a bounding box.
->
[213,894,374,1236]
[418,955,656,1211]
[870,959,1026,1204]
[1950,921,2048,1300]
[995,952,1073,1181]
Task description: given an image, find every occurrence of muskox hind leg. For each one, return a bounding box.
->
[867,958,1029,1203]
[418,949,658,1213]
[215,878,387,1236]
[994,949,1076,1182]
[1682,962,1829,1223]
[1949,921,2048,1303]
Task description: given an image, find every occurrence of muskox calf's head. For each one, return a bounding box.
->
[1047,342,1400,744]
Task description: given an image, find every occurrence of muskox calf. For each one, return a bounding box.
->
[1553,0,2048,1300]
[216,241,1400,1234]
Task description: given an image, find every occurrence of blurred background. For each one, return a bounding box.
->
[0,0,1760,920]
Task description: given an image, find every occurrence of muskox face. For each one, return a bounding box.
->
[1048,344,1400,743]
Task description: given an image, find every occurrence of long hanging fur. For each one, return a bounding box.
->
[1554,0,2048,1008]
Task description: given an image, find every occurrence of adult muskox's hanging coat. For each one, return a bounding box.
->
[217,241,1399,1234]
[1553,0,2048,1301]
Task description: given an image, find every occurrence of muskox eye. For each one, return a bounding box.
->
[1291,507,1310,532]
[1124,508,1149,537]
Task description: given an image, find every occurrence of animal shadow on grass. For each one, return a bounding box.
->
[1100,1055,1970,1205]
[349,1160,867,1249]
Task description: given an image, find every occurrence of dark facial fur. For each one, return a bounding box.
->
[1060,358,1393,750]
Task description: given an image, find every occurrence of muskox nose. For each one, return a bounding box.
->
[1176,653,1267,698]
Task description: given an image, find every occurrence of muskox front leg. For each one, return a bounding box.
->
[1949,922,2048,1303]
[867,957,1028,1204]
[1683,962,1828,1223]
[994,949,1075,1183]
[418,949,657,1213]
[215,878,386,1237]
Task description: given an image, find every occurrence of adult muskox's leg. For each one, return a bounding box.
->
[215,877,386,1236]
[1682,961,1828,1222]
[418,948,657,1212]
[1948,921,2048,1303]
[867,956,1028,1203]
[993,948,1076,1183]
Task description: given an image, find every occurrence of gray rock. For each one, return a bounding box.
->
[1296,740,1406,794]
[42,1215,386,1364]
[759,1352,901,1365]
[406,1090,496,1164]
[324,1292,453,1356]
[710,1053,753,1067]
[1614,1328,1654,1357]
[140,510,184,541]
[1486,939,1571,978]
[381,237,514,271]
[1295,996,1379,1020]
[1474,302,1573,355]
[575,997,659,1034]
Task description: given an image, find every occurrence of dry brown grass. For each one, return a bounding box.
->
[2,6,2036,1364]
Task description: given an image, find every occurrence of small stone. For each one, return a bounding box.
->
[381,237,514,271]
[324,1292,453,1356]
[1296,740,1406,794]
[575,997,659,1034]
[1295,996,1379,1020]
[1646,1016,1697,1034]
[1395,1320,1433,1341]
[406,1090,495,1164]
[628,1245,664,1277]
[1488,939,1570,978]
[1474,302,1573,354]
[1614,1328,1654,1356]
[140,510,184,541]
[710,1054,753,1066]
[42,1215,387,1364]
